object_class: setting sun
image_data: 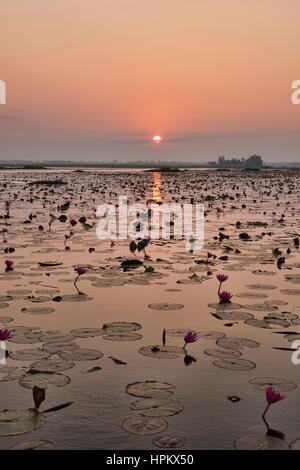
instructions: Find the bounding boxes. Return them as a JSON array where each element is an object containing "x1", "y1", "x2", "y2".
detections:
[{"x1": 153, "y1": 135, "x2": 162, "y2": 144}]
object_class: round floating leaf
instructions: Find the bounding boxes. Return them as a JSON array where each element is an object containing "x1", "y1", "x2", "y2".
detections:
[
  {"x1": 195, "y1": 331, "x2": 225, "y2": 340},
  {"x1": 102, "y1": 322, "x2": 142, "y2": 332},
  {"x1": 208, "y1": 302, "x2": 243, "y2": 311},
  {"x1": 10, "y1": 348, "x2": 51, "y2": 361},
  {"x1": 153, "y1": 434, "x2": 186, "y2": 448},
  {"x1": 139, "y1": 345, "x2": 184, "y2": 359},
  {"x1": 122, "y1": 416, "x2": 168, "y2": 435},
  {"x1": 265, "y1": 300, "x2": 288, "y2": 307},
  {"x1": 0, "y1": 410, "x2": 46, "y2": 437},
  {"x1": 204, "y1": 348, "x2": 241, "y2": 359},
  {"x1": 126, "y1": 381, "x2": 175, "y2": 399},
  {"x1": 248, "y1": 377, "x2": 297, "y2": 392},
  {"x1": 246, "y1": 284, "x2": 277, "y2": 291},
  {"x1": 289, "y1": 439, "x2": 300, "y2": 450},
  {"x1": 59, "y1": 348, "x2": 103, "y2": 361},
  {"x1": 9, "y1": 331, "x2": 43, "y2": 344},
  {"x1": 40, "y1": 331, "x2": 75, "y2": 343},
  {"x1": 212, "y1": 311, "x2": 254, "y2": 321},
  {"x1": 42, "y1": 342, "x2": 79, "y2": 353},
  {"x1": 213, "y1": 358, "x2": 256, "y2": 371},
  {"x1": 245, "y1": 318, "x2": 289, "y2": 329},
  {"x1": 8, "y1": 289, "x2": 32, "y2": 295},
  {"x1": 236, "y1": 293, "x2": 268, "y2": 299},
  {"x1": 234, "y1": 434, "x2": 289, "y2": 450},
  {"x1": 266, "y1": 312, "x2": 297, "y2": 321},
  {"x1": 103, "y1": 331, "x2": 143, "y2": 342},
  {"x1": 19, "y1": 372, "x2": 71, "y2": 389},
  {"x1": 166, "y1": 329, "x2": 197, "y2": 338},
  {"x1": 0, "y1": 366, "x2": 27, "y2": 382},
  {"x1": 21, "y1": 307, "x2": 55, "y2": 315},
  {"x1": 70, "y1": 328, "x2": 105, "y2": 338},
  {"x1": 216, "y1": 337, "x2": 260, "y2": 351},
  {"x1": 130, "y1": 398, "x2": 183, "y2": 417},
  {"x1": 30, "y1": 358, "x2": 75, "y2": 373},
  {"x1": 148, "y1": 303, "x2": 184, "y2": 311},
  {"x1": 280, "y1": 289, "x2": 300, "y2": 296},
  {"x1": 53, "y1": 294, "x2": 92, "y2": 302},
  {"x1": 0, "y1": 316, "x2": 13, "y2": 323},
  {"x1": 243, "y1": 303, "x2": 278, "y2": 312},
  {"x1": 9, "y1": 439, "x2": 56, "y2": 450}
]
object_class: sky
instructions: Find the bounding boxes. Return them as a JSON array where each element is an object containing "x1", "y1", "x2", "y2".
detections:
[{"x1": 1, "y1": 0, "x2": 300, "y2": 163}]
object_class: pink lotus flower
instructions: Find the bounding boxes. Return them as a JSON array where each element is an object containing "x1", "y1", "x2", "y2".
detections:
[
  {"x1": 75, "y1": 267, "x2": 86, "y2": 275},
  {"x1": 0, "y1": 329, "x2": 11, "y2": 341},
  {"x1": 217, "y1": 274, "x2": 228, "y2": 294},
  {"x1": 262, "y1": 386, "x2": 286, "y2": 424},
  {"x1": 207, "y1": 252, "x2": 213, "y2": 258},
  {"x1": 5, "y1": 259, "x2": 13, "y2": 271},
  {"x1": 69, "y1": 219, "x2": 77, "y2": 227},
  {"x1": 266, "y1": 387, "x2": 285, "y2": 405},
  {"x1": 217, "y1": 274, "x2": 228, "y2": 283},
  {"x1": 218, "y1": 290, "x2": 233, "y2": 303},
  {"x1": 183, "y1": 331, "x2": 198, "y2": 349}
]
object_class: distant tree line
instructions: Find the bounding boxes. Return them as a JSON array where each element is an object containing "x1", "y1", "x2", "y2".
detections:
[{"x1": 217, "y1": 155, "x2": 263, "y2": 169}]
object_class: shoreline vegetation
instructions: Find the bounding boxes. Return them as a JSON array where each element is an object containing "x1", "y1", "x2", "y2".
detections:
[{"x1": 0, "y1": 156, "x2": 299, "y2": 170}]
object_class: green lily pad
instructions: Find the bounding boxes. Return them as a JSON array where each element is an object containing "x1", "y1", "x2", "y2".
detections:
[
  {"x1": 122, "y1": 416, "x2": 168, "y2": 435},
  {"x1": 126, "y1": 381, "x2": 175, "y2": 399},
  {"x1": 0, "y1": 410, "x2": 46, "y2": 437}
]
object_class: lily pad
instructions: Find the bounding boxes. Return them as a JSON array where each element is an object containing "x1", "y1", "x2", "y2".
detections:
[
  {"x1": 30, "y1": 358, "x2": 75, "y2": 373},
  {"x1": 216, "y1": 337, "x2": 260, "y2": 351},
  {"x1": 122, "y1": 416, "x2": 168, "y2": 435},
  {"x1": 148, "y1": 303, "x2": 184, "y2": 311},
  {"x1": 70, "y1": 328, "x2": 105, "y2": 338},
  {"x1": 103, "y1": 331, "x2": 143, "y2": 341},
  {"x1": 130, "y1": 398, "x2": 184, "y2": 417},
  {"x1": 9, "y1": 439, "x2": 57, "y2": 450},
  {"x1": 19, "y1": 372, "x2": 71, "y2": 389},
  {"x1": 248, "y1": 377, "x2": 297, "y2": 392},
  {"x1": 10, "y1": 348, "x2": 51, "y2": 361},
  {"x1": 139, "y1": 345, "x2": 184, "y2": 359},
  {"x1": 234, "y1": 434, "x2": 289, "y2": 450},
  {"x1": 102, "y1": 322, "x2": 141, "y2": 332},
  {"x1": 126, "y1": 381, "x2": 175, "y2": 398},
  {"x1": 21, "y1": 307, "x2": 55, "y2": 315},
  {"x1": 0, "y1": 316, "x2": 13, "y2": 323},
  {"x1": 195, "y1": 331, "x2": 225, "y2": 340},
  {"x1": 204, "y1": 348, "x2": 241, "y2": 359},
  {"x1": 59, "y1": 348, "x2": 103, "y2": 361},
  {"x1": 213, "y1": 358, "x2": 256, "y2": 371},
  {"x1": 152, "y1": 434, "x2": 186, "y2": 448},
  {"x1": 0, "y1": 410, "x2": 46, "y2": 436}
]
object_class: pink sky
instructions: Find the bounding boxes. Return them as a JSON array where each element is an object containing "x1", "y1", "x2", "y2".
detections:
[{"x1": 1, "y1": 0, "x2": 300, "y2": 162}]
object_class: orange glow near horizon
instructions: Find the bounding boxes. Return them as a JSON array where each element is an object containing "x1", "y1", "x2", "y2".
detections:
[{"x1": 1, "y1": 1, "x2": 300, "y2": 162}]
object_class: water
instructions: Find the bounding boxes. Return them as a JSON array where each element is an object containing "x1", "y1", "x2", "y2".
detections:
[{"x1": 0, "y1": 167, "x2": 299, "y2": 449}]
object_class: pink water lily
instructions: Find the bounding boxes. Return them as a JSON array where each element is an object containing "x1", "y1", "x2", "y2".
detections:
[
  {"x1": 217, "y1": 273, "x2": 228, "y2": 294},
  {"x1": 5, "y1": 259, "x2": 13, "y2": 272},
  {"x1": 0, "y1": 329, "x2": 11, "y2": 341},
  {"x1": 218, "y1": 290, "x2": 233, "y2": 303},
  {"x1": 262, "y1": 387, "x2": 286, "y2": 426},
  {"x1": 74, "y1": 267, "x2": 86, "y2": 294},
  {"x1": 75, "y1": 267, "x2": 86, "y2": 275},
  {"x1": 266, "y1": 386, "x2": 286, "y2": 405},
  {"x1": 183, "y1": 331, "x2": 198, "y2": 349}
]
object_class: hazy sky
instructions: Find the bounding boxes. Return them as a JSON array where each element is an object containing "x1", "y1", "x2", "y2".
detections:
[{"x1": 1, "y1": 0, "x2": 300, "y2": 162}]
